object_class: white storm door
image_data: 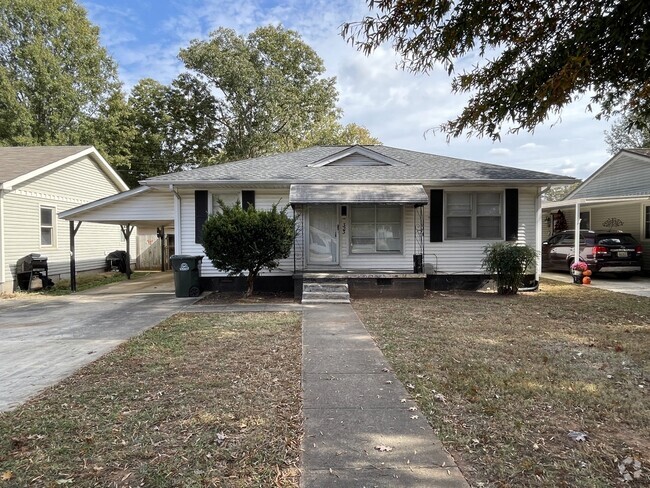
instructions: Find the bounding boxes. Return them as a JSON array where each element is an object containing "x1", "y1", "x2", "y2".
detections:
[{"x1": 308, "y1": 205, "x2": 339, "y2": 266}]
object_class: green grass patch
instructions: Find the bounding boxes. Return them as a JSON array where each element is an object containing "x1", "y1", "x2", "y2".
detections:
[
  {"x1": 0, "y1": 312, "x2": 302, "y2": 487},
  {"x1": 353, "y1": 280, "x2": 650, "y2": 487}
]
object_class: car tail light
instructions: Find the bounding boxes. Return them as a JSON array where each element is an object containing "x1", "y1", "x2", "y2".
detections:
[
  {"x1": 593, "y1": 245, "x2": 609, "y2": 255},
  {"x1": 635, "y1": 245, "x2": 643, "y2": 254}
]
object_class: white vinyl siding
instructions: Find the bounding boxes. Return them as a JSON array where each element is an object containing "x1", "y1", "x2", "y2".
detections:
[
  {"x1": 571, "y1": 152, "x2": 650, "y2": 199},
  {"x1": 182, "y1": 189, "x2": 295, "y2": 277},
  {"x1": 425, "y1": 187, "x2": 537, "y2": 274},
  {"x1": 179, "y1": 185, "x2": 541, "y2": 277},
  {"x1": 445, "y1": 191, "x2": 502, "y2": 240},
  {"x1": 1, "y1": 155, "x2": 131, "y2": 291}
]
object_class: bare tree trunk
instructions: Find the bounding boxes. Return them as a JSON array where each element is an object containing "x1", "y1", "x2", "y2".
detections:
[{"x1": 245, "y1": 273, "x2": 255, "y2": 298}]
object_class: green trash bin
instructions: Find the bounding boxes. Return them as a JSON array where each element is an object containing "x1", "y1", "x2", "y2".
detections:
[{"x1": 170, "y1": 255, "x2": 203, "y2": 297}]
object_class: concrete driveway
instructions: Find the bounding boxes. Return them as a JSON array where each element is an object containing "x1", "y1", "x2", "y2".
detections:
[
  {"x1": 542, "y1": 272, "x2": 650, "y2": 297},
  {"x1": 0, "y1": 272, "x2": 197, "y2": 412}
]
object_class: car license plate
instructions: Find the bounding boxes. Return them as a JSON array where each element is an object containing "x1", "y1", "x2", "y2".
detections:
[{"x1": 617, "y1": 251, "x2": 628, "y2": 257}]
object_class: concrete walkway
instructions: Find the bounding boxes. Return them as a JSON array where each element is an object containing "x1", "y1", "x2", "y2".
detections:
[
  {"x1": 301, "y1": 304, "x2": 469, "y2": 487},
  {"x1": 0, "y1": 272, "x2": 197, "y2": 412}
]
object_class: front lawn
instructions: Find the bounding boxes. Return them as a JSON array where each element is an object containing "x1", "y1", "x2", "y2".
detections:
[
  {"x1": 0, "y1": 312, "x2": 302, "y2": 487},
  {"x1": 354, "y1": 280, "x2": 649, "y2": 487}
]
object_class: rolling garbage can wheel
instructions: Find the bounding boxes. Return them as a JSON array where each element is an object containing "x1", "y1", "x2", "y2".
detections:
[{"x1": 188, "y1": 286, "x2": 200, "y2": 297}]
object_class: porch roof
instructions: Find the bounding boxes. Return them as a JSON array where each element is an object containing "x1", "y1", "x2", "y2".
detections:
[{"x1": 289, "y1": 184, "x2": 429, "y2": 206}]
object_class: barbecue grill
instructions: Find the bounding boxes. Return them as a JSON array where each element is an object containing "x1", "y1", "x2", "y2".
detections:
[{"x1": 16, "y1": 253, "x2": 53, "y2": 291}]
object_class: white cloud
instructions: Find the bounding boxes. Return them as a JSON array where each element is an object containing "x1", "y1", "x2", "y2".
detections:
[{"x1": 79, "y1": 0, "x2": 615, "y2": 181}]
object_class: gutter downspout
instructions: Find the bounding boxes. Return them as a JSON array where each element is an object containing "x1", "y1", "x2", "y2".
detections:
[
  {"x1": 170, "y1": 185, "x2": 182, "y2": 255},
  {"x1": 0, "y1": 189, "x2": 6, "y2": 286},
  {"x1": 535, "y1": 186, "x2": 545, "y2": 284}
]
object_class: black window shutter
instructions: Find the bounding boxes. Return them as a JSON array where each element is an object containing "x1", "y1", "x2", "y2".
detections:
[
  {"x1": 195, "y1": 190, "x2": 208, "y2": 244},
  {"x1": 505, "y1": 188, "x2": 519, "y2": 241},
  {"x1": 430, "y1": 189, "x2": 443, "y2": 242},
  {"x1": 242, "y1": 190, "x2": 255, "y2": 210}
]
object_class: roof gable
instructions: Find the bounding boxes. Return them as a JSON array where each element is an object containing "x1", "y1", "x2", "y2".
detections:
[
  {"x1": 565, "y1": 149, "x2": 650, "y2": 200},
  {"x1": 0, "y1": 146, "x2": 128, "y2": 191},
  {"x1": 307, "y1": 145, "x2": 405, "y2": 167}
]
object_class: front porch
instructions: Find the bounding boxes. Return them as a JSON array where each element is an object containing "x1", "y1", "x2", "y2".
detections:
[{"x1": 294, "y1": 269, "x2": 426, "y2": 301}]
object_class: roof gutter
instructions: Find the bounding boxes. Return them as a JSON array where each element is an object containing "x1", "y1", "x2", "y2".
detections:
[{"x1": 144, "y1": 178, "x2": 576, "y2": 188}]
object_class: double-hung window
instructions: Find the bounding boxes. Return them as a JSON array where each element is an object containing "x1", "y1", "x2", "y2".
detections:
[
  {"x1": 350, "y1": 205, "x2": 402, "y2": 253},
  {"x1": 446, "y1": 192, "x2": 502, "y2": 239},
  {"x1": 645, "y1": 206, "x2": 650, "y2": 239},
  {"x1": 40, "y1": 206, "x2": 55, "y2": 247}
]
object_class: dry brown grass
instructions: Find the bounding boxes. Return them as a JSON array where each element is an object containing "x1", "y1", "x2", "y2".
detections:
[
  {"x1": 353, "y1": 280, "x2": 650, "y2": 487},
  {"x1": 0, "y1": 312, "x2": 302, "y2": 487}
]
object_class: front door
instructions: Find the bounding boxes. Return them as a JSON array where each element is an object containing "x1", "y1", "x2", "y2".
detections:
[{"x1": 308, "y1": 205, "x2": 339, "y2": 266}]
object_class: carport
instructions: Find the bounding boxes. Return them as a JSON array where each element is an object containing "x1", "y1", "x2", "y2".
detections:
[{"x1": 59, "y1": 186, "x2": 175, "y2": 291}]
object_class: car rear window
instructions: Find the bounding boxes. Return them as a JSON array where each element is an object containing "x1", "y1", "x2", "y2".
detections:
[{"x1": 596, "y1": 235, "x2": 638, "y2": 246}]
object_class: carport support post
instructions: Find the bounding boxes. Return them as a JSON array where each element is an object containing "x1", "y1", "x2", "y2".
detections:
[
  {"x1": 120, "y1": 224, "x2": 134, "y2": 280},
  {"x1": 574, "y1": 202, "x2": 581, "y2": 264},
  {"x1": 69, "y1": 220, "x2": 82, "y2": 292}
]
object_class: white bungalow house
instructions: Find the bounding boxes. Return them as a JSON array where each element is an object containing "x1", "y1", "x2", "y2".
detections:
[
  {"x1": 0, "y1": 146, "x2": 132, "y2": 292},
  {"x1": 60, "y1": 145, "x2": 573, "y2": 297},
  {"x1": 542, "y1": 148, "x2": 650, "y2": 272}
]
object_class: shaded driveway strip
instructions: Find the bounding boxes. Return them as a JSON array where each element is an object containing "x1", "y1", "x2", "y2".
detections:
[
  {"x1": 542, "y1": 272, "x2": 650, "y2": 297},
  {"x1": 0, "y1": 272, "x2": 197, "y2": 412}
]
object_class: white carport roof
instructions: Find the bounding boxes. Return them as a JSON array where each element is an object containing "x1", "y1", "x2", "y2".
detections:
[
  {"x1": 542, "y1": 195, "x2": 650, "y2": 210},
  {"x1": 58, "y1": 186, "x2": 174, "y2": 227}
]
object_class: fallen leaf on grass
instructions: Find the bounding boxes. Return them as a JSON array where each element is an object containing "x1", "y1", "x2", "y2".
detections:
[
  {"x1": 2, "y1": 471, "x2": 14, "y2": 481},
  {"x1": 375, "y1": 445, "x2": 393, "y2": 452},
  {"x1": 433, "y1": 393, "x2": 447, "y2": 404},
  {"x1": 567, "y1": 430, "x2": 588, "y2": 442}
]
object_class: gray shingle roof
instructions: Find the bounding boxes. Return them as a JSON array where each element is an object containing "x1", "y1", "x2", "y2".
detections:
[
  {"x1": 0, "y1": 146, "x2": 93, "y2": 185},
  {"x1": 144, "y1": 145, "x2": 575, "y2": 186}
]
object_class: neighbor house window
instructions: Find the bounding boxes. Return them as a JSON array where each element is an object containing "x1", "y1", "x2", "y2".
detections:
[
  {"x1": 580, "y1": 211, "x2": 590, "y2": 230},
  {"x1": 40, "y1": 206, "x2": 55, "y2": 247},
  {"x1": 446, "y1": 192, "x2": 502, "y2": 239},
  {"x1": 350, "y1": 205, "x2": 402, "y2": 253},
  {"x1": 645, "y1": 207, "x2": 650, "y2": 239}
]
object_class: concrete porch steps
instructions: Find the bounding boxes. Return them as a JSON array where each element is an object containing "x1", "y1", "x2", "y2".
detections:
[{"x1": 301, "y1": 280, "x2": 350, "y2": 304}]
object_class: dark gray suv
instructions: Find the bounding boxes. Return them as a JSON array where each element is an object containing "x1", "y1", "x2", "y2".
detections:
[{"x1": 542, "y1": 230, "x2": 643, "y2": 276}]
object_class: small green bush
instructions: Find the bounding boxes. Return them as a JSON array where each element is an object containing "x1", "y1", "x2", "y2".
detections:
[
  {"x1": 202, "y1": 200, "x2": 295, "y2": 297},
  {"x1": 482, "y1": 242, "x2": 537, "y2": 295}
]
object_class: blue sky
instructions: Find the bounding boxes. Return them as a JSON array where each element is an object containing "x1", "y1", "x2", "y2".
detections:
[{"x1": 80, "y1": 0, "x2": 613, "y2": 180}]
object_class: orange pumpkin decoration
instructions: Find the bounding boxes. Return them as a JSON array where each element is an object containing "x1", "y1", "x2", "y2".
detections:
[
  {"x1": 582, "y1": 269, "x2": 592, "y2": 277},
  {"x1": 582, "y1": 276, "x2": 592, "y2": 285}
]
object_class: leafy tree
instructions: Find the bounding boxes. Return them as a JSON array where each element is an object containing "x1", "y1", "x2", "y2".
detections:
[
  {"x1": 179, "y1": 25, "x2": 340, "y2": 161},
  {"x1": 124, "y1": 75, "x2": 221, "y2": 187},
  {"x1": 542, "y1": 183, "x2": 581, "y2": 202},
  {"x1": 301, "y1": 114, "x2": 381, "y2": 147},
  {"x1": 605, "y1": 114, "x2": 650, "y2": 154},
  {"x1": 482, "y1": 243, "x2": 537, "y2": 295},
  {"x1": 202, "y1": 201, "x2": 295, "y2": 297},
  {"x1": 343, "y1": 1, "x2": 650, "y2": 140},
  {"x1": 0, "y1": 0, "x2": 120, "y2": 145},
  {"x1": 80, "y1": 89, "x2": 135, "y2": 173}
]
